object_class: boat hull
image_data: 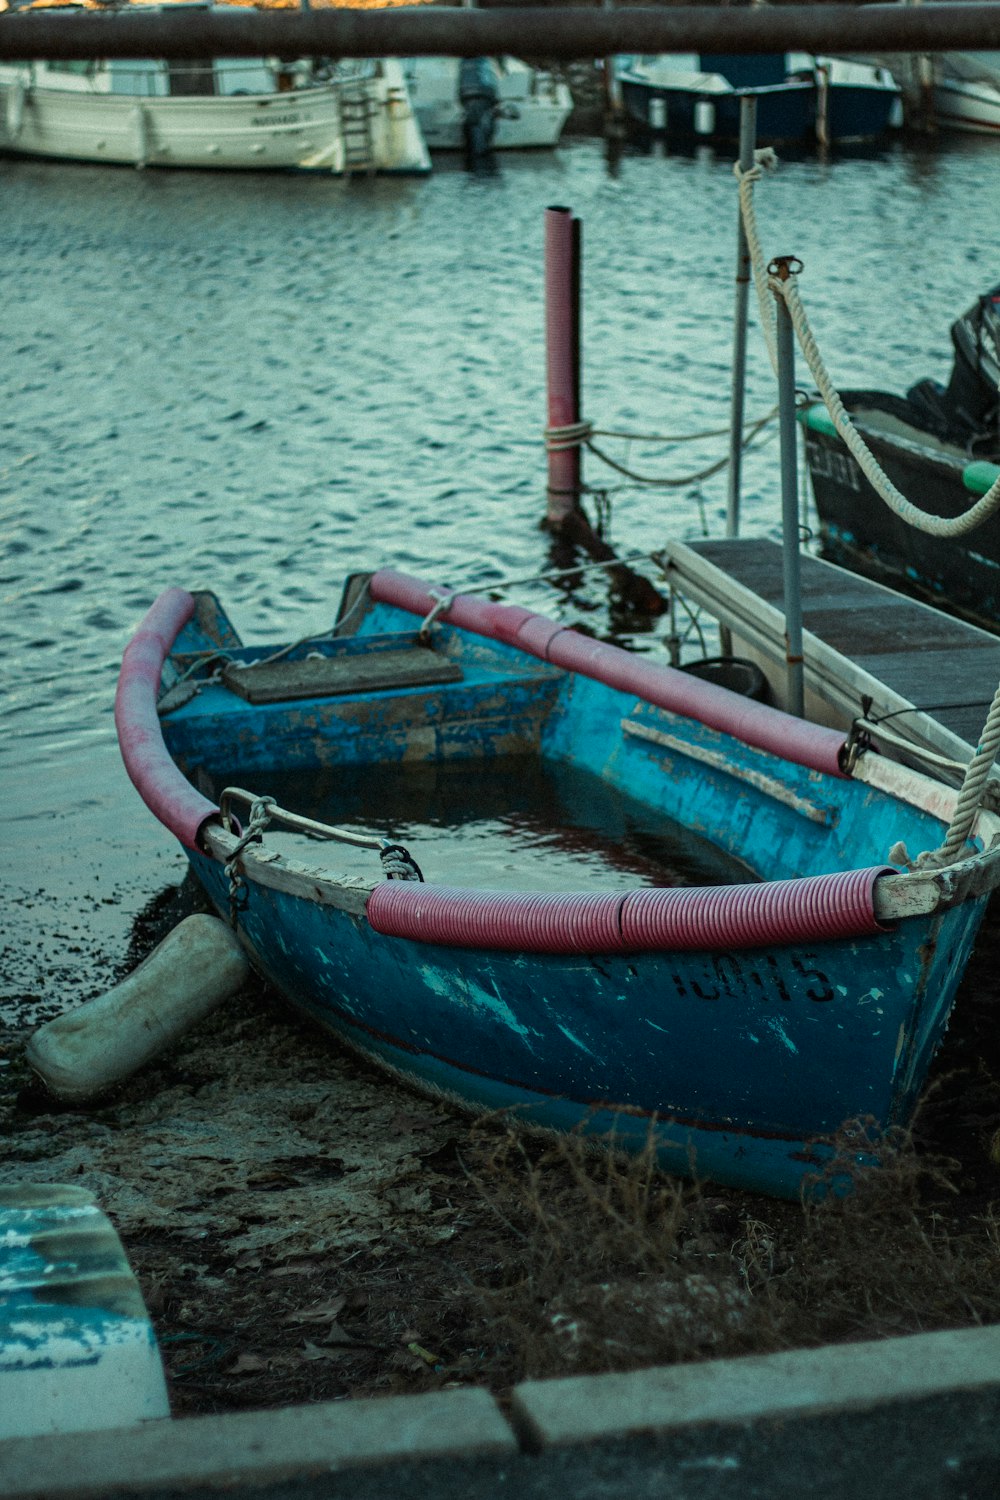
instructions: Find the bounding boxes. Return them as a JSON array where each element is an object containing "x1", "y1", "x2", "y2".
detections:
[
  {"x1": 822, "y1": 80, "x2": 902, "y2": 143},
  {"x1": 933, "y1": 77, "x2": 1000, "y2": 133},
  {"x1": 619, "y1": 74, "x2": 815, "y2": 145},
  {"x1": 0, "y1": 63, "x2": 430, "y2": 173},
  {"x1": 619, "y1": 53, "x2": 899, "y2": 146},
  {"x1": 802, "y1": 402, "x2": 1000, "y2": 629},
  {"x1": 188, "y1": 846, "x2": 987, "y2": 1200},
  {"x1": 404, "y1": 57, "x2": 572, "y2": 151}
]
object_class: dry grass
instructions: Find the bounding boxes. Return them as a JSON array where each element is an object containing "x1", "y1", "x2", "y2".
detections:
[{"x1": 455, "y1": 1101, "x2": 1000, "y2": 1388}]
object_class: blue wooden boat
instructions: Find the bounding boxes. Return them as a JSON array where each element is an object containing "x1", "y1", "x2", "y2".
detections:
[{"x1": 116, "y1": 570, "x2": 1000, "y2": 1199}]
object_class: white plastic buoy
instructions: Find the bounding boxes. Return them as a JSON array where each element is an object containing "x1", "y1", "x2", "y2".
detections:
[
  {"x1": 26, "y1": 913, "x2": 250, "y2": 1101},
  {"x1": 694, "y1": 99, "x2": 716, "y2": 136}
]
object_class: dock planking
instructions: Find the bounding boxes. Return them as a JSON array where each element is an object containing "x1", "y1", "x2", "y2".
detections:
[{"x1": 687, "y1": 538, "x2": 1000, "y2": 751}]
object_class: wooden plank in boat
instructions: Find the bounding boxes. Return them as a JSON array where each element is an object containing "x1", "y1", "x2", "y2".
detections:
[{"x1": 222, "y1": 648, "x2": 463, "y2": 704}]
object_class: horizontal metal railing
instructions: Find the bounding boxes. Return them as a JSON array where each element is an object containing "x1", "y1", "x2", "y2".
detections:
[{"x1": 1, "y1": 5, "x2": 999, "y2": 63}]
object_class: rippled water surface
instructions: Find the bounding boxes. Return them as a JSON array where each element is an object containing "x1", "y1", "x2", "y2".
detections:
[{"x1": 3, "y1": 134, "x2": 999, "y2": 1014}]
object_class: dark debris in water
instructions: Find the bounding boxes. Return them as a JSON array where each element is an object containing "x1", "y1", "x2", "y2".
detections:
[{"x1": 1, "y1": 878, "x2": 999, "y2": 1415}]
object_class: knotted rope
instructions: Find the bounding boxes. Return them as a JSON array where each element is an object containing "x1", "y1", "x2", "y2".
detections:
[
  {"x1": 543, "y1": 409, "x2": 778, "y2": 489},
  {"x1": 224, "y1": 795, "x2": 275, "y2": 925},
  {"x1": 379, "y1": 843, "x2": 424, "y2": 882}
]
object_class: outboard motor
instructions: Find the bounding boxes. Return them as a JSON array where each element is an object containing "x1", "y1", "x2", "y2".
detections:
[
  {"x1": 906, "y1": 284, "x2": 1000, "y2": 452},
  {"x1": 459, "y1": 56, "x2": 500, "y2": 166}
]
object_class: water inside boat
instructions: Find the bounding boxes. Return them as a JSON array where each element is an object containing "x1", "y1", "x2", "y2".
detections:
[{"x1": 203, "y1": 755, "x2": 759, "y2": 893}]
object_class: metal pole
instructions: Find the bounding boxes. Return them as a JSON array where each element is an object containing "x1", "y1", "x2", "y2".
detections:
[
  {"x1": 3, "y1": 7, "x2": 1000, "y2": 64},
  {"x1": 725, "y1": 94, "x2": 756, "y2": 542},
  {"x1": 771, "y1": 257, "x2": 805, "y2": 719}
]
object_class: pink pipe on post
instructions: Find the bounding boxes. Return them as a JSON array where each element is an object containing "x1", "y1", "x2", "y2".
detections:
[
  {"x1": 115, "y1": 588, "x2": 220, "y2": 851},
  {"x1": 368, "y1": 569, "x2": 849, "y2": 779},
  {"x1": 545, "y1": 205, "x2": 581, "y2": 526}
]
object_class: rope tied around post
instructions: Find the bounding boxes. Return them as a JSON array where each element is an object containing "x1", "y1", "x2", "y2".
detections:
[
  {"x1": 544, "y1": 420, "x2": 594, "y2": 452},
  {"x1": 542, "y1": 411, "x2": 778, "y2": 488}
]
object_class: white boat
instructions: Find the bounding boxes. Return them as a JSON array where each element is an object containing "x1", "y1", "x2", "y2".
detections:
[
  {"x1": 933, "y1": 51, "x2": 1000, "y2": 134},
  {"x1": 403, "y1": 56, "x2": 573, "y2": 151},
  {"x1": 0, "y1": 5, "x2": 431, "y2": 174}
]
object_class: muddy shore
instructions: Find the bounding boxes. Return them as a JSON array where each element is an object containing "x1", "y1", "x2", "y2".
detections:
[{"x1": 3, "y1": 871, "x2": 1000, "y2": 1419}]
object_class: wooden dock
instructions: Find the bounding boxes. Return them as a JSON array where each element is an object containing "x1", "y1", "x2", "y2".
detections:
[{"x1": 658, "y1": 537, "x2": 1000, "y2": 778}]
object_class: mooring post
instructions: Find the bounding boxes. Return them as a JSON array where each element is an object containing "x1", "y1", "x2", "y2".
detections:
[
  {"x1": 771, "y1": 256, "x2": 805, "y2": 719},
  {"x1": 544, "y1": 204, "x2": 582, "y2": 526},
  {"x1": 726, "y1": 94, "x2": 757, "y2": 542}
]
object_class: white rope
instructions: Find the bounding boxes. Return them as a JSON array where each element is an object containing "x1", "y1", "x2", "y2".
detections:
[
  {"x1": 735, "y1": 155, "x2": 1000, "y2": 865},
  {"x1": 778, "y1": 275, "x2": 1000, "y2": 539},
  {"x1": 734, "y1": 150, "x2": 781, "y2": 376},
  {"x1": 894, "y1": 685, "x2": 1000, "y2": 869},
  {"x1": 545, "y1": 421, "x2": 594, "y2": 452},
  {"x1": 543, "y1": 407, "x2": 778, "y2": 488},
  {"x1": 736, "y1": 155, "x2": 1000, "y2": 540}
]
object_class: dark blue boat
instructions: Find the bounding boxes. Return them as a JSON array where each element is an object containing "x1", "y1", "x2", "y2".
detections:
[
  {"x1": 802, "y1": 285, "x2": 1000, "y2": 629},
  {"x1": 617, "y1": 52, "x2": 899, "y2": 146},
  {"x1": 116, "y1": 571, "x2": 1000, "y2": 1200}
]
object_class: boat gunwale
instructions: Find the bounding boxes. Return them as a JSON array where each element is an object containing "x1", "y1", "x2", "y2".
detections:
[
  {"x1": 801, "y1": 397, "x2": 999, "y2": 476},
  {"x1": 115, "y1": 585, "x2": 1000, "y2": 952}
]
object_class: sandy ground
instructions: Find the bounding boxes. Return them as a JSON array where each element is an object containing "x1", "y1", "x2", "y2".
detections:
[{"x1": 3, "y1": 874, "x2": 1000, "y2": 1418}]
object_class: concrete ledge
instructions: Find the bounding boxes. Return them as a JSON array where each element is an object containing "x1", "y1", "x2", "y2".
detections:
[
  {"x1": 510, "y1": 1324, "x2": 1000, "y2": 1449},
  {"x1": 4, "y1": 1325, "x2": 1000, "y2": 1498},
  {"x1": 0, "y1": 1386, "x2": 517, "y2": 1499}
]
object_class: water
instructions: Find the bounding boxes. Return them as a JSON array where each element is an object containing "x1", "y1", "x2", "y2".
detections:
[
  {"x1": 2, "y1": 133, "x2": 998, "y2": 1017},
  {"x1": 202, "y1": 757, "x2": 757, "y2": 892}
]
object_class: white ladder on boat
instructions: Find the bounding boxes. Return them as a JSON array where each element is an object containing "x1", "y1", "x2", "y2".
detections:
[{"x1": 339, "y1": 88, "x2": 376, "y2": 173}]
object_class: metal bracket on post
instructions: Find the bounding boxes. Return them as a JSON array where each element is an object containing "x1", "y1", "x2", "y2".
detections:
[{"x1": 769, "y1": 254, "x2": 805, "y2": 719}]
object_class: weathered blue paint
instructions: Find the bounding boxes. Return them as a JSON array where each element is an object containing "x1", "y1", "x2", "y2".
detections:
[
  {"x1": 0, "y1": 1186, "x2": 169, "y2": 1436},
  {"x1": 187, "y1": 847, "x2": 985, "y2": 1200},
  {"x1": 160, "y1": 594, "x2": 990, "y2": 1200}
]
